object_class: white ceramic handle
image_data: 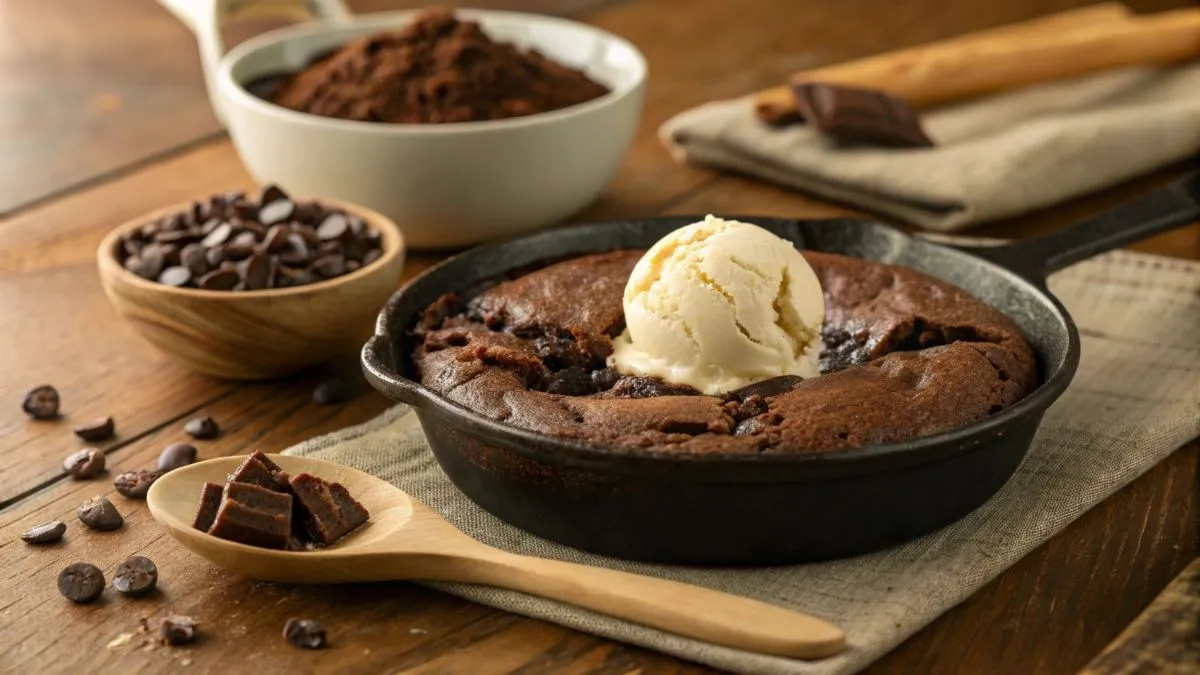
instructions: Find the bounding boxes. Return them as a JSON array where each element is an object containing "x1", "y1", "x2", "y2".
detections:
[{"x1": 156, "y1": 0, "x2": 352, "y2": 125}]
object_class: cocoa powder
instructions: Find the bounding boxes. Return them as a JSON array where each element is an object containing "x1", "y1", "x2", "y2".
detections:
[{"x1": 270, "y1": 8, "x2": 611, "y2": 124}]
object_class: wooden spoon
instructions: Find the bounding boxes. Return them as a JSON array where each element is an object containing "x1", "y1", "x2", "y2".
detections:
[{"x1": 147, "y1": 454, "x2": 846, "y2": 660}]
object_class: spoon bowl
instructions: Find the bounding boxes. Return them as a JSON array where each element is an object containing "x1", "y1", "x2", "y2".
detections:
[{"x1": 148, "y1": 453, "x2": 847, "y2": 659}]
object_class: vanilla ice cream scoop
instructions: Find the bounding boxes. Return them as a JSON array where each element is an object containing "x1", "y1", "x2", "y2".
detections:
[{"x1": 610, "y1": 216, "x2": 825, "y2": 395}]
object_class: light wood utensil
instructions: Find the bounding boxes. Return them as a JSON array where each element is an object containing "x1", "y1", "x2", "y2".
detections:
[
  {"x1": 96, "y1": 197, "x2": 405, "y2": 380},
  {"x1": 754, "y1": 4, "x2": 1200, "y2": 124},
  {"x1": 147, "y1": 454, "x2": 847, "y2": 660}
]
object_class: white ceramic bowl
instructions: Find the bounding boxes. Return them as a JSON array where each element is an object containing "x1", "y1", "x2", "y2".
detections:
[{"x1": 159, "y1": 0, "x2": 647, "y2": 249}]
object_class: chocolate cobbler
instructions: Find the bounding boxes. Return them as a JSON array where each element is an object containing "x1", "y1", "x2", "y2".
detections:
[{"x1": 411, "y1": 250, "x2": 1037, "y2": 453}]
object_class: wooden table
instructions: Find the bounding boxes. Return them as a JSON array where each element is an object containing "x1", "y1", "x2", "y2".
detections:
[{"x1": 1, "y1": 1, "x2": 1196, "y2": 673}]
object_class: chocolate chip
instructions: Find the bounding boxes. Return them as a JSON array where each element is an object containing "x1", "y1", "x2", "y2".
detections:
[
  {"x1": 157, "y1": 443, "x2": 197, "y2": 472},
  {"x1": 205, "y1": 245, "x2": 226, "y2": 267},
  {"x1": 121, "y1": 236, "x2": 145, "y2": 259},
  {"x1": 160, "y1": 616, "x2": 198, "y2": 646},
  {"x1": 64, "y1": 448, "x2": 106, "y2": 479},
  {"x1": 184, "y1": 416, "x2": 220, "y2": 439},
  {"x1": 132, "y1": 246, "x2": 166, "y2": 280},
  {"x1": 114, "y1": 469, "x2": 163, "y2": 499},
  {"x1": 315, "y1": 214, "x2": 349, "y2": 241},
  {"x1": 158, "y1": 266, "x2": 192, "y2": 287},
  {"x1": 58, "y1": 562, "x2": 105, "y2": 603},
  {"x1": 258, "y1": 199, "x2": 295, "y2": 226},
  {"x1": 283, "y1": 618, "x2": 327, "y2": 649},
  {"x1": 312, "y1": 377, "x2": 350, "y2": 405},
  {"x1": 262, "y1": 224, "x2": 290, "y2": 252},
  {"x1": 72, "y1": 416, "x2": 115, "y2": 442},
  {"x1": 181, "y1": 244, "x2": 210, "y2": 277},
  {"x1": 361, "y1": 248, "x2": 383, "y2": 267},
  {"x1": 223, "y1": 240, "x2": 256, "y2": 261},
  {"x1": 238, "y1": 219, "x2": 267, "y2": 238},
  {"x1": 345, "y1": 260, "x2": 361, "y2": 273},
  {"x1": 21, "y1": 520, "x2": 66, "y2": 544},
  {"x1": 22, "y1": 385, "x2": 60, "y2": 420},
  {"x1": 113, "y1": 555, "x2": 158, "y2": 597},
  {"x1": 590, "y1": 368, "x2": 620, "y2": 391},
  {"x1": 197, "y1": 268, "x2": 240, "y2": 290},
  {"x1": 312, "y1": 254, "x2": 346, "y2": 278},
  {"x1": 292, "y1": 223, "x2": 322, "y2": 248},
  {"x1": 242, "y1": 253, "x2": 274, "y2": 290},
  {"x1": 277, "y1": 234, "x2": 310, "y2": 266},
  {"x1": 546, "y1": 367, "x2": 594, "y2": 395},
  {"x1": 77, "y1": 495, "x2": 123, "y2": 531},
  {"x1": 260, "y1": 184, "x2": 288, "y2": 205},
  {"x1": 231, "y1": 199, "x2": 258, "y2": 220},
  {"x1": 727, "y1": 375, "x2": 805, "y2": 401}
]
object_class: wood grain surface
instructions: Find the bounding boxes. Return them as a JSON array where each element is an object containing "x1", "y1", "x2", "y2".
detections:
[{"x1": 0, "y1": 0, "x2": 1197, "y2": 673}]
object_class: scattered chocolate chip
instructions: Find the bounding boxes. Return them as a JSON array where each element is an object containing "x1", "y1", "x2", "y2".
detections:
[
  {"x1": 184, "y1": 416, "x2": 220, "y2": 439},
  {"x1": 22, "y1": 385, "x2": 60, "y2": 420},
  {"x1": 160, "y1": 616, "x2": 198, "y2": 646},
  {"x1": 157, "y1": 443, "x2": 198, "y2": 472},
  {"x1": 77, "y1": 495, "x2": 124, "y2": 531},
  {"x1": 21, "y1": 520, "x2": 66, "y2": 544},
  {"x1": 64, "y1": 448, "x2": 106, "y2": 479},
  {"x1": 58, "y1": 562, "x2": 105, "y2": 603},
  {"x1": 113, "y1": 555, "x2": 158, "y2": 597},
  {"x1": 73, "y1": 416, "x2": 115, "y2": 442},
  {"x1": 283, "y1": 618, "x2": 327, "y2": 649},
  {"x1": 312, "y1": 377, "x2": 350, "y2": 405},
  {"x1": 114, "y1": 469, "x2": 163, "y2": 499}
]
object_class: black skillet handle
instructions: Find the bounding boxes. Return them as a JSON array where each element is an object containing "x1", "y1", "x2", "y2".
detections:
[{"x1": 954, "y1": 172, "x2": 1200, "y2": 282}]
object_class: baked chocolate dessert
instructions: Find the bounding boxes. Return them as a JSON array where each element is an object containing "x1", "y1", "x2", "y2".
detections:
[{"x1": 411, "y1": 250, "x2": 1037, "y2": 453}]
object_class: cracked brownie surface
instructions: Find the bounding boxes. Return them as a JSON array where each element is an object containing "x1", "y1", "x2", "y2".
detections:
[{"x1": 410, "y1": 250, "x2": 1037, "y2": 454}]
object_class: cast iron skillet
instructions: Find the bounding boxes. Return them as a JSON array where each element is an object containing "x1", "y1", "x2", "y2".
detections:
[{"x1": 363, "y1": 173, "x2": 1199, "y2": 566}]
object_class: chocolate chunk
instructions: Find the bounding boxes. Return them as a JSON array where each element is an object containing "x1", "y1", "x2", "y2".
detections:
[
  {"x1": 158, "y1": 266, "x2": 192, "y2": 287},
  {"x1": 590, "y1": 368, "x2": 621, "y2": 391},
  {"x1": 22, "y1": 520, "x2": 66, "y2": 544},
  {"x1": 157, "y1": 443, "x2": 197, "y2": 472},
  {"x1": 192, "y1": 482, "x2": 224, "y2": 531},
  {"x1": 160, "y1": 616, "x2": 198, "y2": 646},
  {"x1": 288, "y1": 472, "x2": 369, "y2": 546},
  {"x1": 58, "y1": 562, "x2": 105, "y2": 603},
  {"x1": 601, "y1": 377, "x2": 701, "y2": 399},
  {"x1": 22, "y1": 385, "x2": 60, "y2": 420},
  {"x1": 791, "y1": 83, "x2": 934, "y2": 148},
  {"x1": 227, "y1": 451, "x2": 288, "y2": 490},
  {"x1": 76, "y1": 495, "x2": 124, "y2": 531},
  {"x1": 283, "y1": 618, "x2": 327, "y2": 649},
  {"x1": 113, "y1": 555, "x2": 158, "y2": 597},
  {"x1": 207, "y1": 481, "x2": 293, "y2": 549},
  {"x1": 63, "y1": 448, "x2": 106, "y2": 479},
  {"x1": 114, "y1": 469, "x2": 163, "y2": 499},
  {"x1": 197, "y1": 268, "x2": 240, "y2": 290},
  {"x1": 73, "y1": 416, "x2": 115, "y2": 441},
  {"x1": 546, "y1": 367, "x2": 594, "y2": 395},
  {"x1": 184, "y1": 416, "x2": 220, "y2": 439},
  {"x1": 727, "y1": 375, "x2": 805, "y2": 401}
]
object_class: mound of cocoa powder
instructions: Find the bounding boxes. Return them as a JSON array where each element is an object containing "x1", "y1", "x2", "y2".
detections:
[{"x1": 270, "y1": 7, "x2": 611, "y2": 124}]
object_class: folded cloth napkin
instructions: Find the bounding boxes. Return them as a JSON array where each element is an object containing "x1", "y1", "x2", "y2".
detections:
[
  {"x1": 285, "y1": 250, "x2": 1200, "y2": 675},
  {"x1": 660, "y1": 63, "x2": 1200, "y2": 231}
]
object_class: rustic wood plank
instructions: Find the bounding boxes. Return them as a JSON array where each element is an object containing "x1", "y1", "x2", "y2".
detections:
[
  {"x1": 1079, "y1": 556, "x2": 1200, "y2": 675},
  {"x1": 865, "y1": 443, "x2": 1200, "y2": 675},
  {"x1": 0, "y1": 0, "x2": 620, "y2": 216}
]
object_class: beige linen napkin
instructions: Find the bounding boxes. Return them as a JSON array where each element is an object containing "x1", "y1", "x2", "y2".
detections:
[
  {"x1": 284, "y1": 251, "x2": 1200, "y2": 675},
  {"x1": 659, "y1": 64, "x2": 1200, "y2": 231}
]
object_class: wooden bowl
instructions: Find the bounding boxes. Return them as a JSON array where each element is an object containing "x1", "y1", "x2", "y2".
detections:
[{"x1": 96, "y1": 198, "x2": 406, "y2": 380}]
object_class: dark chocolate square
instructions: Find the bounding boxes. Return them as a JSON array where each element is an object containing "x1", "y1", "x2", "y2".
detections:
[
  {"x1": 227, "y1": 451, "x2": 290, "y2": 492},
  {"x1": 791, "y1": 82, "x2": 934, "y2": 149}
]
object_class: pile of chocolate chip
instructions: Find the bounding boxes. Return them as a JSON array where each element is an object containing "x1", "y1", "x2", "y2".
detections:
[{"x1": 116, "y1": 185, "x2": 383, "y2": 291}]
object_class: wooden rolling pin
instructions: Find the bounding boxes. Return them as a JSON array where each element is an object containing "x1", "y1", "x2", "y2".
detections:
[{"x1": 755, "y1": 5, "x2": 1200, "y2": 124}]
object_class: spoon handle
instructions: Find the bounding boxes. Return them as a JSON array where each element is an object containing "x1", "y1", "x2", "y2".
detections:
[{"x1": 429, "y1": 549, "x2": 845, "y2": 659}]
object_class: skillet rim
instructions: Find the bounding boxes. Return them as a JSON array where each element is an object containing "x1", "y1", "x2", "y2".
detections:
[{"x1": 362, "y1": 215, "x2": 1082, "y2": 468}]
